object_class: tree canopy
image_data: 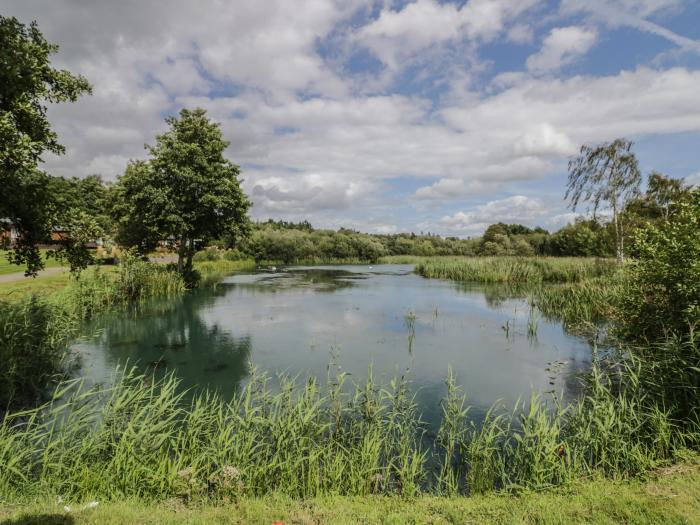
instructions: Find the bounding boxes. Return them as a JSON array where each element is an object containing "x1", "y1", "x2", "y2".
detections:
[
  {"x1": 0, "y1": 15, "x2": 92, "y2": 275},
  {"x1": 112, "y1": 108, "x2": 251, "y2": 278},
  {"x1": 566, "y1": 138, "x2": 641, "y2": 262}
]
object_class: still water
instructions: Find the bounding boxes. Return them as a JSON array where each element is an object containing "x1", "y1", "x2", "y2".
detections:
[{"x1": 74, "y1": 265, "x2": 593, "y2": 418}]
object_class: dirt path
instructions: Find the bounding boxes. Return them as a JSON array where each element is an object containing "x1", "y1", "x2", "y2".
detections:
[{"x1": 0, "y1": 266, "x2": 68, "y2": 283}]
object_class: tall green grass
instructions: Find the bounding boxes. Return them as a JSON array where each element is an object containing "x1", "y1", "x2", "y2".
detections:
[
  {"x1": 527, "y1": 277, "x2": 621, "y2": 334},
  {"x1": 1, "y1": 355, "x2": 694, "y2": 502},
  {"x1": 0, "y1": 299, "x2": 78, "y2": 411},
  {"x1": 416, "y1": 257, "x2": 617, "y2": 284}
]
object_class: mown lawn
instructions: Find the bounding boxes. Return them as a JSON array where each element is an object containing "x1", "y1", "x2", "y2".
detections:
[
  {"x1": 1, "y1": 460, "x2": 698, "y2": 525},
  {"x1": 0, "y1": 271, "x2": 73, "y2": 301},
  {"x1": 0, "y1": 250, "x2": 66, "y2": 276}
]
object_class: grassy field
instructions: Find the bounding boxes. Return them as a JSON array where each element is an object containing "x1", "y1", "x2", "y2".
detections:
[
  {"x1": 1, "y1": 459, "x2": 698, "y2": 524},
  {"x1": 0, "y1": 259, "x2": 255, "y2": 302},
  {"x1": 0, "y1": 250, "x2": 67, "y2": 276},
  {"x1": 0, "y1": 271, "x2": 73, "y2": 301}
]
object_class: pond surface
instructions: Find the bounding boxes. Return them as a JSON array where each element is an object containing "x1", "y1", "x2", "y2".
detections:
[{"x1": 74, "y1": 265, "x2": 593, "y2": 420}]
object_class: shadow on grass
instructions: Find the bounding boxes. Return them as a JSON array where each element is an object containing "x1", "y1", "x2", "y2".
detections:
[{"x1": 0, "y1": 515, "x2": 74, "y2": 525}]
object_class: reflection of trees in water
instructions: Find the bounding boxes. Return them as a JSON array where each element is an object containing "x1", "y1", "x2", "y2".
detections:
[
  {"x1": 231, "y1": 269, "x2": 364, "y2": 294},
  {"x1": 92, "y1": 288, "x2": 251, "y2": 397}
]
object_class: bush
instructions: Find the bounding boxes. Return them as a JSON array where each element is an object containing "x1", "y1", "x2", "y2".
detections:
[
  {"x1": 616, "y1": 189, "x2": 700, "y2": 341},
  {"x1": 193, "y1": 247, "x2": 221, "y2": 262}
]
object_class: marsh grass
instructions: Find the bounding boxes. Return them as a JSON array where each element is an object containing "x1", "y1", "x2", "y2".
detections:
[
  {"x1": 416, "y1": 257, "x2": 617, "y2": 284},
  {"x1": 0, "y1": 299, "x2": 78, "y2": 411},
  {"x1": 527, "y1": 277, "x2": 620, "y2": 335},
  {"x1": 1, "y1": 352, "x2": 695, "y2": 503}
]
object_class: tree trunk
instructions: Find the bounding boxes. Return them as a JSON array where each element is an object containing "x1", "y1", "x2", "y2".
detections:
[
  {"x1": 185, "y1": 237, "x2": 195, "y2": 271},
  {"x1": 177, "y1": 234, "x2": 187, "y2": 273},
  {"x1": 613, "y1": 203, "x2": 624, "y2": 264}
]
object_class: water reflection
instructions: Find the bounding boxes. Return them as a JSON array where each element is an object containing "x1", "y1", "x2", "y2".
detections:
[
  {"x1": 75, "y1": 265, "x2": 594, "y2": 416},
  {"x1": 77, "y1": 288, "x2": 251, "y2": 395}
]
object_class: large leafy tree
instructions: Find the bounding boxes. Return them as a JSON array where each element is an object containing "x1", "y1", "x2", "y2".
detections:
[
  {"x1": 112, "y1": 108, "x2": 250, "y2": 275},
  {"x1": 0, "y1": 16, "x2": 92, "y2": 275},
  {"x1": 566, "y1": 138, "x2": 641, "y2": 263}
]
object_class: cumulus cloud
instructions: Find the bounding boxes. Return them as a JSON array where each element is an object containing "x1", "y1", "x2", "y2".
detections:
[
  {"x1": 356, "y1": 0, "x2": 541, "y2": 69},
  {"x1": 526, "y1": 26, "x2": 598, "y2": 73},
  {"x1": 435, "y1": 196, "x2": 552, "y2": 236},
  {"x1": 2, "y1": 0, "x2": 700, "y2": 235}
]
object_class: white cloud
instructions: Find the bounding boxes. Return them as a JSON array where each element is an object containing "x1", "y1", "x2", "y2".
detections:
[
  {"x1": 526, "y1": 26, "x2": 597, "y2": 73},
  {"x1": 436, "y1": 195, "x2": 553, "y2": 236},
  {"x1": 685, "y1": 172, "x2": 700, "y2": 186},
  {"x1": 356, "y1": 0, "x2": 541, "y2": 69},
  {"x1": 2, "y1": 0, "x2": 700, "y2": 235}
]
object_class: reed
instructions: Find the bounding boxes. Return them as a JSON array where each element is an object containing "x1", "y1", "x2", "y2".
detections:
[
  {"x1": 527, "y1": 277, "x2": 620, "y2": 335},
  {"x1": 1, "y1": 354, "x2": 695, "y2": 503},
  {"x1": 416, "y1": 257, "x2": 617, "y2": 284},
  {"x1": 0, "y1": 298, "x2": 78, "y2": 411}
]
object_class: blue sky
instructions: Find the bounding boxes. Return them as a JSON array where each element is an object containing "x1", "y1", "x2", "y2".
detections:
[{"x1": 6, "y1": 0, "x2": 700, "y2": 236}]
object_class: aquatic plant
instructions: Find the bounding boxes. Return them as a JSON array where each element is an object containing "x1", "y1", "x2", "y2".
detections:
[
  {"x1": 0, "y1": 353, "x2": 695, "y2": 502},
  {"x1": 404, "y1": 310, "x2": 417, "y2": 353},
  {"x1": 416, "y1": 257, "x2": 617, "y2": 284}
]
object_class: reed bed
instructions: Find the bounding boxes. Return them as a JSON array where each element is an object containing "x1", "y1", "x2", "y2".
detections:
[
  {"x1": 416, "y1": 257, "x2": 617, "y2": 284},
  {"x1": 527, "y1": 277, "x2": 621, "y2": 334},
  {"x1": 0, "y1": 357, "x2": 693, "y2": 503}
]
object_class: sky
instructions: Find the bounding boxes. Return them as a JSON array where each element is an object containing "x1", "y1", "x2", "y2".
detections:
[{"x1": 5, "y1": 0, "x2": 700, "y2": 236}]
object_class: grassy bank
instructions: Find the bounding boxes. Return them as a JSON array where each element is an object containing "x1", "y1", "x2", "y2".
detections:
[
  {"x1": 1, "y1": 356, "x2": 695, "y2": 502},
  {"x1": 416, "y1": 257, "x2": 617, "y2": 284},
  {"x1": 2, "y1": 459, "x2": 699, "y2": 524}
]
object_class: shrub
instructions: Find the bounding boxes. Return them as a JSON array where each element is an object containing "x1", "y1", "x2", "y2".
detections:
[{"x1": 616, "y1": 189, "x2": 700, "y2": 341}]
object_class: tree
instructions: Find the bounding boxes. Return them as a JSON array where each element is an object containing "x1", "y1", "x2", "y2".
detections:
[
  {"x1": 616, "y1": 189, "x2": 700, "y2": 341},
  {"x1": 0, "y1": 16, "x2": 92, "y2": 275},
  {"x1": 112, "y1": 108, "x2": 250, "y2": 277},
  {"x1": 645, "y1": 171, "x2": 691, "y2": 221},
  {"x1": 566, "y1": 139, "x2": 641, "y2": 263}
]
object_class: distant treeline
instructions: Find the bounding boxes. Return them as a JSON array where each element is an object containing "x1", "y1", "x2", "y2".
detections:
[
  {"x1": 207, "y1": 172, "x2": 689, "y2": 263},
  {"x1": 219, "y1": 220, "x2": 609, "y2": 263},
  {"x1": 8, "y1": 171, "x2": 691, "y2": 265}
]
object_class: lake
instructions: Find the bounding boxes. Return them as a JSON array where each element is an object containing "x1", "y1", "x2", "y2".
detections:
[{"x1": 74, "y1": 264, "x2": 593, "y2": 421}]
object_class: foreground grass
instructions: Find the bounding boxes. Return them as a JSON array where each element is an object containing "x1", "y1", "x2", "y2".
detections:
[{"x1": 1, "y1": 459, "x2": 698, "y2": 524}]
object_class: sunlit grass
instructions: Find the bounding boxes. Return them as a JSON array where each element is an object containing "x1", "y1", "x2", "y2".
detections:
[
  {"x1": 0, "y1": 249, "x2": 66, "y2": 276},
  {"x1": 1, "y1": 355, "x2": 695, "y2": 502},
  {"x1": 416, "y1": 257, "x2": 618, "y2": 284}
]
